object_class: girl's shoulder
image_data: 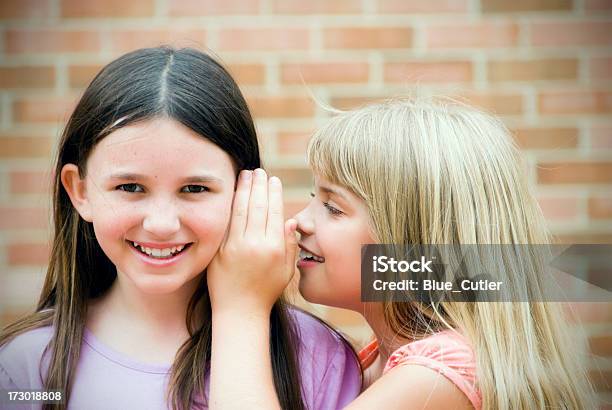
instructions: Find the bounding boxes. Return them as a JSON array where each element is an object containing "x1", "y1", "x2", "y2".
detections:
[
  {"x1": 287, "y1": 307, "x2": 361, "y2": 409},
  {"x1": 384, "y1": 330, "x2": 481, "y2": 410},
  {"x1": 0, "y1": 325, "x2": 54, "y2": 390},
  {"x1": 288, "y1": 307, "x2": 358, "y2": 364}
]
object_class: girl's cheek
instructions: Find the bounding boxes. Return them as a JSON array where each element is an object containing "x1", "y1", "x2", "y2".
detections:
[{"x1": 189, "y1": 199, "x2": 232, "y2": 229}]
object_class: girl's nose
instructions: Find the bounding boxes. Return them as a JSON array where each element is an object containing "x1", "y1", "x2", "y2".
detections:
[
  {"x1": 294, "y1": 202, "x2": 314, "y2": 236},
  {"x1": 142, "y1": 202, "x2": 181, "y2": 238}
]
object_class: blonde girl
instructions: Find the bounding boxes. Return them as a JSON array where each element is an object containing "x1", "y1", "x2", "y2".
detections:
[{"x1": 207, "y1": 98, "x2": 596, "y2": 409}]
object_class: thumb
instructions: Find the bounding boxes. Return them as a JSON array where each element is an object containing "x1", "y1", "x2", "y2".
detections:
[{"x1": 284, "y1": 218, "x2": 298, "y2": 279}]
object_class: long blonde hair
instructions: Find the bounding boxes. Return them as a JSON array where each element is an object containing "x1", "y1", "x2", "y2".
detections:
[{"x1": 307, "y1": 97, "x2": 596, "y2": 409}]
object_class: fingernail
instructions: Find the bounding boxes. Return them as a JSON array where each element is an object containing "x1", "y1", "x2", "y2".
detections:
[{"x1": 254, "y1": 168, "x2": 266, "y2": 178}]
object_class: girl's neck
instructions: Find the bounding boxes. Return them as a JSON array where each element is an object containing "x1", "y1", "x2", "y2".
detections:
[
  {"x1": 89, "y1": 274, "x2": 203, "y2": 340},
  {"x1": 361, "y1": 303, "x2": 413, "y2": 365}
]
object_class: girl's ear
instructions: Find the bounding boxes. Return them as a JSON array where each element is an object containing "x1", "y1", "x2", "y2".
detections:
[{"x1": 61, "y1": 163, "x2": 93, "y2": 222}]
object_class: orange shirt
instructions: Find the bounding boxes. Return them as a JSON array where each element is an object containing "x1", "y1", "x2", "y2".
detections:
[{"x1": 358, "y1": 331, "x2": 481, "y2": 410}]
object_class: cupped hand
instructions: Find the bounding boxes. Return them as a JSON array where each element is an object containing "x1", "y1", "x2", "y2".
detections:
[{"x1": 207, "y1": 168, "x2": 298, "y2": 315}]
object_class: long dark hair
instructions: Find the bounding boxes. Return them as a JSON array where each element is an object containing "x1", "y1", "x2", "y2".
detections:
[{"x1": 0, "y1": 47, "x2": 305, "y2": 410}]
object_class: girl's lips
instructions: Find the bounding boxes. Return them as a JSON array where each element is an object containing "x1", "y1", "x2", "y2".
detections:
[
  {"x1": 127, "y1": 240, "x2": 193, "y2": 267},
  {"x1": 130, "y1": 240, "x2": 191, "y2": 249},
  {"x1": 296, "y1": 258, "x2": 322, "y2": 269},
  {"x1": 297, "y1": 244, "x2": 325, "y2": 269}
]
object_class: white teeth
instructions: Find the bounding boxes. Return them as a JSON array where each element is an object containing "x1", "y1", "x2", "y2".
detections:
[
  {"x1": 299, "y1": 249, "x2": 324, "y2": 263},
  {"x1": 131, "y1": 241, "x2": 188, "y2": 259}
]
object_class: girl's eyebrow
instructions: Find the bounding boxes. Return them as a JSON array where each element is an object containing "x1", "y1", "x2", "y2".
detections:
[
  {"x1": 319, "y1": 185, "x2": 347, "y2": 201},
  {"x1": 107, "y1": 172, "x2": 223, "y2": 183}
]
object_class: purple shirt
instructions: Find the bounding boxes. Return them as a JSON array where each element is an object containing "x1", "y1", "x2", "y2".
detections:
[{"x1": 0, "y1": 309, "x2": 361, "y2": 409}]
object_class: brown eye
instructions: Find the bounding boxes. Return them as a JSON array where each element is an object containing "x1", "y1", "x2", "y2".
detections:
[
  {"x1": 181, "y1": 185, "x2": 209, "y2": 193},
  {"x1": 117, "y1": 184, "x2": 143, "y2": 193},
  {"x1": 323, "y1": 202, "x2": 342, "y2": 216}
]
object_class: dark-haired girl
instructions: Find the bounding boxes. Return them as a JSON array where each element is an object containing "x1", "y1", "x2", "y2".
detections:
[{"x1": 0, "y1": 47, "x2": 360, "y2": 410}]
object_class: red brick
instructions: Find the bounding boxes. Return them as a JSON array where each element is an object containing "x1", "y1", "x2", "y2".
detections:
[
  {"x1": 226, "y1": 63, "x2": 266, "y2": 86},
  {"x1": 0, "y1": 207, "x2": 49, "y2": 230},
  {"x1": 277, "y1": 131, "x2": 313, "y2": 155},
  {"x1": 10, "y1": 171, "x2": 52, "y2": 195},
  {"x1": 0, "y1": 66, "x2": 55, "y2": 89},
  {"x1": 108, "y1": 29, "x2": 206, "y2": 54},
  {"x1": 324, "y1": 27, "x2": 412, "y2": 49},
  {"x1": 539, "y1": 91, "x2": 612, "y2": 115},
  {"x1": 281, "y1": 62, "x2": 369, "y2": 84},
  {"x1": 537, "y1": 196, "x2": 580, "y2": 220},
  {"x1": 538, "y1": 162, "x2": 612, "y2": 184},
  {"x1": 168, "y1": 0, "x2": 260, "y2": 16},
  {"x1": 482, "y1": 0, "x2": 571, "y2": 12},
  {"x1": 6, "y1": 29, "x2": 101, "y2": 54},
  {"x1": 0, "y1": 136, "x2": 54, "y2": 158},
  {"x1": 257, "y1": 133, "x2": 275, "y2": 158},
  {"x1": 461, "y1": 92, "x2": 524, "y2": 116},
  {"x1": 488, "y1": 59, "x2": 578, "y2": 82},
  {"x1": 590, "y1": 334, "x2": 612, "y2": 356},
  {"x1": 247, "y1": 96, "x2": 314, "y2": 118},
  {"x1": 61, "y1": 0, "x2": 154, "y2": 17},
  {"x1": 13, "y1": 96, "x2": 78, "y2": 124},
  {"x1": 585, "y1": 0, "x2": 612, "y2": 11},
  {"x1": 68, "y1": 64, "x2": 104, "y2": 89},
  {"x1": 426, "y1": 22, "x2": 518, "y2": 48},
  {"x1": 218, "y1": 28, "x2": 309, "y2": 51},
  {"x1": 563, "y1": 302, "x2": 612, "y2": 323},
  {"x1": 267, "y1": 167, "x2": 311, "y2": 187},
  {"x1": 0, "y1": 0, "x2": 50, "y2": 19},
  {"x1": 7, "y1": 242, "x2": 50, "y2": 266},
  {"x1": 511, "y1": 127, "x2": 578, "y2": 149},
  {"x1": 330, "y1": 95, "x2": 387, "y2": 110},
  {"x1": 284, "y1": 199, "x2": 309, "y2": 219},
  {"x1": 384, "y1": 61, "x2": 473, "y2": 83},
  {"x1": 589, "y1": 369, "x2": 612, "y2": 392},
  {"x1": 589, "y1": 196, "x2": 612, "y2": 219},
  {"x1": 591, "y1": 126, "x2": 612, "y2": 149},
  {"x1": 591, "y1": 57, "x2": 612, "y2": 80},
  {"x1": 272, "y1": 0, "x2": 361, "y2": 13},
  {"x1": 379, "y1": 0, "x2": 469, "y2": 13},
  {"x1": 531, "y1": 21, "x2": 612, "y2": 47}
]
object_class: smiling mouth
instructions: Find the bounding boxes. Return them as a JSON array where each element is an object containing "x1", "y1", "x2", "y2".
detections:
[
  {"x1": 127, "y1": 241, "x2": 193, "y2": 259},
  {"x1": 299, "y1": 248, "x2": 325, "y2": 263}
]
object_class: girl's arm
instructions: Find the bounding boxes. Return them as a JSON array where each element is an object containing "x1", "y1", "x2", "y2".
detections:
[
  {"x1": 207, "y1": 169, "x2": 474, "y2": 410},
  {"x1": 344, "y1": 365, "x2": 473, "y2": 410},
  {"x1": 207, "y1": 169, "x2": 297, "y2": 410}
]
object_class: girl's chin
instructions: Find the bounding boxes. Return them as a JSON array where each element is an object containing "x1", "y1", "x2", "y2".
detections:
[{"x1": 118, "y1": 272, "x2": 202, "y2": 296}]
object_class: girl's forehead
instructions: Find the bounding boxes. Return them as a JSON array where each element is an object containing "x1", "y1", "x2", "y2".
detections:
[
  {"x1": 87, "y1": 119, "x2": 235, "y2": 178},
  {"x1": 314, "y1": 174, "x2": 348, "y2": 195},
  {"x1": 97, "y1": 119, "x2": 207, "y2": 150}
]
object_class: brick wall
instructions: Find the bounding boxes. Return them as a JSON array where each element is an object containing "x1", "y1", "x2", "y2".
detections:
[{"x1": 0, "y1": 0, "x2": 610, "y2": 405}]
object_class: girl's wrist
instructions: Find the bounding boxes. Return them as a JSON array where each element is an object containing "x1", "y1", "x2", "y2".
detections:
[{"x1": 211, "y1": 303, "x2": 272, "y2": 322}]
